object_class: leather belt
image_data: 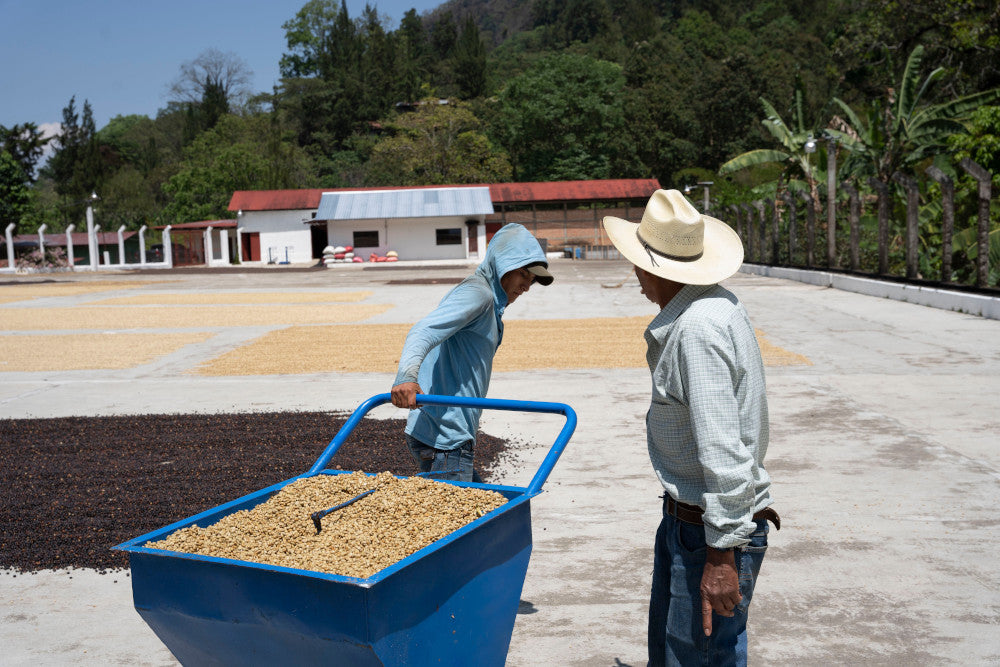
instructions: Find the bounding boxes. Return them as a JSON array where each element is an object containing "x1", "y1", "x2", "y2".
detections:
[{"x1": 664, "y1": 495, "x2": 780, "y2": 531}]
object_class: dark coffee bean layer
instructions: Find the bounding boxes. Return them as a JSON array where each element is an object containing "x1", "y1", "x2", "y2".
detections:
[{"x1": 0, "y1": 413, "x2": 508, "y2": 573}]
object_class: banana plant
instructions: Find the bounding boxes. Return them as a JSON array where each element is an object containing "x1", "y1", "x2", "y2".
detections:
[
  {"x1": 832, "y1": 44, "x2": 1000, "y2": 185},
  {"x1": 719, "y1": 83, "x2": 826, "y2": 207}
]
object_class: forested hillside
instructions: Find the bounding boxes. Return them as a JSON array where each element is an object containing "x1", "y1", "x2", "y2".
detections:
[{"x1": 2, "y1": 0, "x2": 998, "y2": 237}]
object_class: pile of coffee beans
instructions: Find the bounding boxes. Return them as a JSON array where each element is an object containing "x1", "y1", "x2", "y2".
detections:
[
  {"x1": 148, "y1": 471, "x2": 508, "y2": 578},
  {"x1": 0, "y1": 412, "x2": 508, "y2": 572}
]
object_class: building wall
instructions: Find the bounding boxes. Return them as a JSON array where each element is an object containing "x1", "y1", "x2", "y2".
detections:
[
  {"x1": 239, "y1": 210, "x2": 313, "y2": 263},
  {"x1": 490, "y1": 203, "x2": 654, "y2": 248},
  {"x1": 325, "y1": 216, "x2": 475, "y2": 261}
]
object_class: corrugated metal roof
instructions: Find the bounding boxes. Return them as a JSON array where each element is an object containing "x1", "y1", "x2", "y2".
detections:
[
  {"x1": 228, "y1": 179, "x2": 661, "y2": 212},
  {"x1": 315, "y1": 187, "x2": 493, "y2": 221}
]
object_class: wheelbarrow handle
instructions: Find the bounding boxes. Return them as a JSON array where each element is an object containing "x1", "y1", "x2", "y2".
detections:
[{"x1": 307, "y1": 393, "x2": 577, "y2": 495}]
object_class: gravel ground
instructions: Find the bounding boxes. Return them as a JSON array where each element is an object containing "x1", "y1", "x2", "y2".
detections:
[{"x1": 0, "y1": 413, "x2": 508, "y2": 573}]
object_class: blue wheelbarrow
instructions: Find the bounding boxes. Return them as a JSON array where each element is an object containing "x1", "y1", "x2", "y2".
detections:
[{"x1": 114, "y1": 393, "x2": 577, "y2": 666}]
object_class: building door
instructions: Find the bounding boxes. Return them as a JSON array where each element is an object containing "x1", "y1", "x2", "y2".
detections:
[
  {"x1": 466, "y1": 220, "x2": 478, "y2": 255},
  {"x1": 310, "y1": 224, "x2": 327, "y2": 259},
  {"x1": 242, "y1": 232, "x2": 260, "y2": 261},
  {"x1": 485, "y1": 222, "x2": 502, "y2": 243}
]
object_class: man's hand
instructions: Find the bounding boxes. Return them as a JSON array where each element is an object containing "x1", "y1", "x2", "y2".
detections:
[
  {"x1": 390, "y1": 382, "x2": 422, "y2": 409},
  {"x1": 700, "y1": 546, "x2": 741, "y2": 636}
]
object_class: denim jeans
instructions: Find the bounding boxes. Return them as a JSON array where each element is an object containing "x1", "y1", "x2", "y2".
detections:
[
  {"x1": 405, "y1": 434, "x2": 482, "y2": 483},
  {"x1": 648, "y1": 506, "x2": 769, "y2": 667}
]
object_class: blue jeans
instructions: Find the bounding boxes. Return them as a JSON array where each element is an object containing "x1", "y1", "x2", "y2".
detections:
[
  {"x1": 405, "y1": 434, "x2": 482, "y2": 483},
  {"x1": 648, "y1": 506, "x2": 769, "y2": 667}
]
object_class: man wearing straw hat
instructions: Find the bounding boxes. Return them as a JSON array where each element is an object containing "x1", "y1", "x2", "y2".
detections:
[{"x1": 603, "y1": 189, "x2": 779, "y2": 666}]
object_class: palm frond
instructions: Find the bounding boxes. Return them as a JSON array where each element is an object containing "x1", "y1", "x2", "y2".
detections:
[
  {"x1": 897, "y1": 45, "x2": 925, "y2": 121},
  {"x1": 718, "y1": 149, "x2": 791, "y2": 174}
]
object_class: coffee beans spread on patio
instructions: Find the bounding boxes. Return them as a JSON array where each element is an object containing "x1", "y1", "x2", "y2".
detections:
[
  {"x1": 0, "y1": 412, "x2": 511, "y2": 573},
  {"x1": 145, "y1": 472, "x2": 507, "y2": 578}
]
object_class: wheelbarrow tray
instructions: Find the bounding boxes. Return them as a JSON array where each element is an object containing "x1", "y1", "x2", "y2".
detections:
[{"x1": 114, "y1": 393, "x2": 576, "y2": 667}]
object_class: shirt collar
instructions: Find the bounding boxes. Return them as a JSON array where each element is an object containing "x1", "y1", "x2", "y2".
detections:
[{"x1": 646, "y1": 283, "x2": 716, "y2": 344}]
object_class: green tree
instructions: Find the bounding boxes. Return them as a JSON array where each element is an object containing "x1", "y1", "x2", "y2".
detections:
[
  {"x1": 41, "y1": 96, "x2": 105, "y2": 226},
  {"x1": 495, "y1": 52, "x2": 637, "y2": 181},
  {"x1": 832, "y1": 45, "x2": 1000, "y2": 184},
  {"x1": 620, "y1": 8, "x2": 796, "y2": 184},
  {"x1": 0, "y1": 123, "x2": 52, "y2": 182},
  {"x1": 0, "y1": 151, "x2": 31, "y2": 229},
  {"x1": 366, "y1": 99, "x2": 512, "y2": 185},
  {"x1": 454, "y1": 15, "x2": 488, "y2": 99},
  {"x1": 833, "y1": 0, "x2": 1000, "y2": 101},
  {"x1": 947, "y1": 105, "x2": 1000, "y2": 176},
  {"x1": 280, "y1": 0, "x2": 342, "y2": 78},
  {"x1": 395, "y1": 9, "x2": 431, "y2": 102},
  {"x1": 161, "y1": 114, "x2": 317, "y2": 223}
]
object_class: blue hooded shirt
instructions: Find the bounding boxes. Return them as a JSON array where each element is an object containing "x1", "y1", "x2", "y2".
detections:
[{"x1": 393, "y1": 223, "x2": 549, "y2": 450}]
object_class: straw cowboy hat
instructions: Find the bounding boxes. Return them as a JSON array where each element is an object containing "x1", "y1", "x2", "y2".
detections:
[{"x1": 603, "y1": 189, "x2": 744, "y2": 285}]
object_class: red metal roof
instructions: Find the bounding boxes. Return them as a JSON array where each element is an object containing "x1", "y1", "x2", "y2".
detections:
[
  {"x1": 229, "y1": 189, "x2": 328, "y2": 212},
  {"x1": 228, "y1": 179, "x2": 661, "y2": 212},
  {"x1": 487, "y1": 179, "x2": 661, "y2": 204}
]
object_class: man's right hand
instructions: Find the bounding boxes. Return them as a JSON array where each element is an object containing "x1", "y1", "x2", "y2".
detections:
[{"x1": 390, "y1": 382, "x2": 422, "y2": 409}]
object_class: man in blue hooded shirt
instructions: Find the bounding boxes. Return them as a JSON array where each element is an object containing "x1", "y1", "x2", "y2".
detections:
[{"x1": 390, "y1": 223, "x2": 553, "y2": 482}]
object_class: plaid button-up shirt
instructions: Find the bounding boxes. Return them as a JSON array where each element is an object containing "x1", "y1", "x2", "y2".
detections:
[{"x1": 644, "y1": 283, "x2": 772, "y2": 549}]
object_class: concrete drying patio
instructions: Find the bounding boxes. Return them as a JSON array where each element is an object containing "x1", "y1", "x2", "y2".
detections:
[{"x1": 2, "y1": 259, "x2": 998, "y2": 665}]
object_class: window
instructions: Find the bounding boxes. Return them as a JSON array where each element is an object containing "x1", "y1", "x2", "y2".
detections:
[
  {"x1": 436, "y1": 228, "x2": 462, "y2": 245},
  {"x1": 353, "y1": 230, "x2": 379, "y2": 247}
]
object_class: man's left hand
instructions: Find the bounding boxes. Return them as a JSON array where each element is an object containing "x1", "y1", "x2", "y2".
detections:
[{"x1": 700, "y1": 546, "x2": 741, "y2": 636}]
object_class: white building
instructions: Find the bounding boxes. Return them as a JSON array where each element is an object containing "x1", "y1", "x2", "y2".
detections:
[{"x1": 229, "y1": 185, "x2": 492, "y2": 264}]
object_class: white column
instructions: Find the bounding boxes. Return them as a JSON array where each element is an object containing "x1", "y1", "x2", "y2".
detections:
[
  {"x1": 65, "y1": 224, "x2": 76, "y2": 268},
  {"x1": 117, "y1": 225, "x2": 126, "y2": 266},
  {"x1": 236, "y1": 227, "x2": 244, "y2": 264},
  {"x1": 219, "y1": 229, "x2": 230, "y2": 264},
  {"x1": 86, "y1": 203, "x2": 98, "y2": 271},
  {"x1": 93, "y1": 224, "x2": 101, "y2": 268},
  {"x1": 138, "y1": 225, "x2": 147, "y2": 264},
  {"x1": 4, "y1": 223, "x2": 14, "y2": 271},
  {"x1": 38, "y1": 224, "x2": 47, "y2": 258},
  {"x1": 163, "y1": 226, "x2": 173, "y2": 267},
  {"x1": 204, "y1": 226, "x2": 214, "y2": 266}
]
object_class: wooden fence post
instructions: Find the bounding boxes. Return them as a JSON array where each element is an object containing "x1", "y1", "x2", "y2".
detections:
[
  {"x1": 827, "y1": 136, "x2": 838, "y2": 268},
  {"x1": 741, "y1": 204, "x2": 757, "y2": 262},
  {"x1": 892, "y1": 172, "x2": 920, "y2": 279},
  {"x1": 959, "y1": 157, "x2": 993, "y2": 287},
  {"x1": 841, "y1": 181, "x2": 860, "y2": 272},
  {"x1": 868, "y1": 178, "x2": 890, "y2": 275},
  {"x1": 781, "y1": 191, "x2": 797, "y2": 266},
  {"x1": 768, "y1": 198, "x2": 779, "y2": 264},
  {"x1": 799, "y1": 191, "x2": 815, "y2": 267},
  {"x1": 730, "y1": 204, "x2": 745, "y2": 256},
  {"x1": 925, "y1": 166, "x2": 955, "y2": 283},
  {"x1": 753, "y1": 200, "x2": 766, "y2": 263}
]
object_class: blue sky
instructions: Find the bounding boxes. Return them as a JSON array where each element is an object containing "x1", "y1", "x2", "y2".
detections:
[{"x1": 0, "y1": 0, "x2": 444, "y2": 136}]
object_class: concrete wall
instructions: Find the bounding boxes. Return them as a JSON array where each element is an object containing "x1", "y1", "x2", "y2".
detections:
[
  {"x1": 239, "y1": 210, "x2": 313, "y2": 263},
  {"x1": 741, "y1": 263, "x2": 1000, "y2": 321}
]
